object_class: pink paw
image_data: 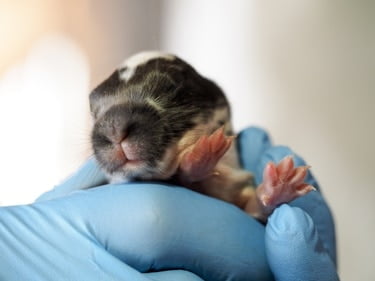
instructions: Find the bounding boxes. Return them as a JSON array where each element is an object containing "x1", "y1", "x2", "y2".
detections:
[
  {"x1": 179, "y1": 127, "x2": 234, "y2": 183},
  {"x1": 257, "y1": 156, "x2": 316, "y2": 208}
]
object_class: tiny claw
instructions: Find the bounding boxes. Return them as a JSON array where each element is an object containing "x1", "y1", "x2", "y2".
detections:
[
  {"x1": 295, "y1": 183, "x2": 316, "y2": 196},
  {"x1": 289, "y1": 166, "x2": 309, "y2": 185},
  {"x1": 260, "y1": 194, "x2": 272, "y2": 207},
  {"x1": 307, "y1": 184, "x2": 316, "y2": 191},
  {"x1": 211, "y1": 126, "x2": 225, "y2": 139},
  {"x1": 281, "y1": 155, "x2": 293, "y2": 164}
]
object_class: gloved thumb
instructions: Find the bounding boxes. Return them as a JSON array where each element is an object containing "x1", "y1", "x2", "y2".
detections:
[{"x1": 265, "y1": 204, "x2": 339, "y2": 281}]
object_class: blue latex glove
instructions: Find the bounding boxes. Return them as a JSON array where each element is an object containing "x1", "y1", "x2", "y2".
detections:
[{"x1": 0, "y1": 127, "x2": 339, "y2": 281}]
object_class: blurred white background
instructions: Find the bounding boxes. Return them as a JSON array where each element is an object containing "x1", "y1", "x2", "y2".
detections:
[{"x1": 0, "y1": 0, "x2": 374, "y2": 280}]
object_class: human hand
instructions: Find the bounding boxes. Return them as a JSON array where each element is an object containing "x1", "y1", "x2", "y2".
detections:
[
  {"x1": 0, "y1": 127, "x2": 339, "y2": 281},
  {"x1": 3, "y1": 160, "x2": 208, "y2": 280},
  {"x1": 1, "y1": 173, "x2": 270, "y2": 281},
  {"x1": 238, "y1": 127, "x2": 339, "y2": 281}
]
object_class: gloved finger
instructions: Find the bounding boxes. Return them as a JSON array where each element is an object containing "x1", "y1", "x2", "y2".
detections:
[
  {"x1": 66, "y1": 184, "x2": 273, "y2": 281},
  {"x1": 237, "y1": 127, "x2": 272, "y2": 178},
  {"x1": 92, "y1": 247, "x2": 203, "y2": 281},
  {"x1": 145, "y1": 270, "x2": 204, "y2": 281},
  {"x1": 258, "y1": 146, "x2": 337, "y2": 264},
  {"x1": 0, "y1": 204, "x2": 166, "y2": 281},
  {"x1": 265, "y1": 205, "x2": 339, "y2": 281},
  {"x1": 84, "y1": 250, "x2": 162, "y2": 281},
  {"x1": 35, "y1": 157, "x2": 107, "y2": 202}
]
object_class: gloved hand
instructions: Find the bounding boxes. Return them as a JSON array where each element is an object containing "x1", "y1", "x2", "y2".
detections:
[
  {"x1": 238, "y1": 128, "x2": 339, "y2": 281},
  {"x1": 0, "y1": 127, "x2": 339, "y2": 281}
]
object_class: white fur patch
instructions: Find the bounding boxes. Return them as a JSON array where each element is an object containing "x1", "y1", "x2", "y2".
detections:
[{"x1": 119, "y1": 51, "x2": 175, "y2": 82}]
